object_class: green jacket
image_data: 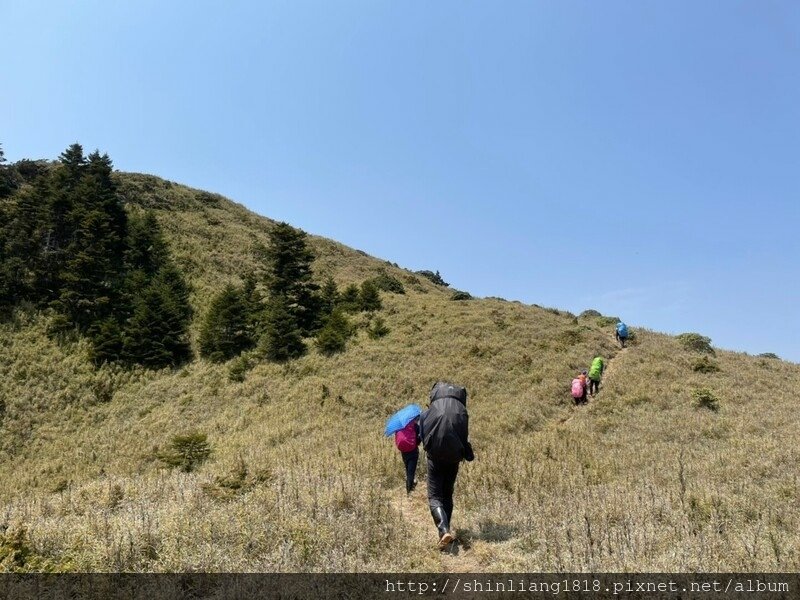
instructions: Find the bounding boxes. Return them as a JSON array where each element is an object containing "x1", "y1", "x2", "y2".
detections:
[{"x1": 588, "y1": 357, "x2": 604, "y2": 380}]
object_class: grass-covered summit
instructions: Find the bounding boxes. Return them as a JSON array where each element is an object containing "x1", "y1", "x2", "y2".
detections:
[{"x1": 1, "y1": 163, "x2": 799, "y2": 572}]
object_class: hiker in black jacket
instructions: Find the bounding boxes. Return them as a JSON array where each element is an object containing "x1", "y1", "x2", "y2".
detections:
[{"x1": 419, "y1": 381, "x2": 474, "y2": 550}]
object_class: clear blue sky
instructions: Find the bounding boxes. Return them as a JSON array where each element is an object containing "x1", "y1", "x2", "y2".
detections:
[{"x1": 4, "y1": 1, "x2": 799, "y2": 362}]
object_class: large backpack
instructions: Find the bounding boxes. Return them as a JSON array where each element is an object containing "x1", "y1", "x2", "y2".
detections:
[
  {"x1": 617, "y1": 322, "x2": 629, "y2": 338},
  {"x1": 394, "y1": 420, "x2": 418, "y2": 453},
  {"x1": 421, "y1": 383, "x2": 469, "y2": 464},
  {"x1": 571, "y1": 378, "x2": 584, "y2": 398},
  {"x1": 589, "y1": 357, "x2": 604, "y2": 379}
]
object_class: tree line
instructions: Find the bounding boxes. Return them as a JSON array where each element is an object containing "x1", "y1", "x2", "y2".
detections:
[
  {"x1": 0, "y1": 143, "x2": 192, "y2": 367},
  {"x1": 198, "y1": 220, "x2": 386, "y2": 363},
  {"x1": 0, "y1": 143, "x2": 391, "y2": 370}
]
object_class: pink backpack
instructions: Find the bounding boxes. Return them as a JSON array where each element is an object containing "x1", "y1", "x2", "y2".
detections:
[
  {"x1": 395, "y1": 420, "x2": 418, "y2": 452},
  {"x1": 571, "y1": 378, "x2": 584, "y2": 398}
]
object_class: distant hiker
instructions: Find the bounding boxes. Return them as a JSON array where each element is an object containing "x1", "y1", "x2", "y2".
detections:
[
  {"x1": 588, "y1": 356, "x2": 604, "y2": 396},
  {"x1": 395, "y1": 416, "x2": 421, "y2": 495},
  {"x1": 571, "y1": 371, "x2": 588, "y2": 405},
  {"x1": 615, "y1": 321, "x2": 629, "y2": 348},
  {"x1": 420, "y1": 381, "x2": 474, "y2": 550}
]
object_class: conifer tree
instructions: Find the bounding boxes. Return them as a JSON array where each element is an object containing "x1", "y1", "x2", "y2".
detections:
[
  {"x1": 240, "y1": 272, "x2": 263, "y2": 341},
  {"x1": 55, "y1": 152, "x2": 127, "y2": 330},
  {"x1": 122, "y1": 263, "x2": 192, "y2": 368},
  {"x1": 264, "y1": 222, "x2": 320, "y2": 335},
  {"x1": 0, "y1": 144, "x2": 18, "y2": 199},
  {"x1": 339, "y1": 283, "x2": 361, "y2": 313},
  {"x1": 359, "y1": 279, "x2": 382, "y2": 312},
  {"x1": 315, "y1": 307, "x2": 352, "y2": 356},
  {"x1": 199, "y1": 283, "x2": 255, "y2": 362},
  {"x1": 260, "y1": 296, "x2": 306, "y2": 362},
  {"x1": 319, "y1": 276, "x2": 340, "y2": 318}
]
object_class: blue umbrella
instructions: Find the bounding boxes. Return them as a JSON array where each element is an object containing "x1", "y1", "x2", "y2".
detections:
[{"x1": 384, "y1": 404, "x2": 422, "y2": 436}]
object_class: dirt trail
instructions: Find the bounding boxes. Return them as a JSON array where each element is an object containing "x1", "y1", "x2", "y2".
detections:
[{"x1": 389, "y1": 486, "x2": 484, "y2": 573}]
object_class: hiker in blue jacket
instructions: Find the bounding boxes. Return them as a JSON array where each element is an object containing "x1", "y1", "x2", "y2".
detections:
[{"x1": 615, "y1": 321, "x2": 629, "y2": 348}]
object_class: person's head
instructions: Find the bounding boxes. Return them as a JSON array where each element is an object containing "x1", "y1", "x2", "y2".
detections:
[{"x1": 582, "y1": 370, "x2": 587, "y2": 376}]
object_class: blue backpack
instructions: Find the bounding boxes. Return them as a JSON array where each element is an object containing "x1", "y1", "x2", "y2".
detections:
[{"x1": 616, "y1": 322, "x2": 629, "y2": 338}]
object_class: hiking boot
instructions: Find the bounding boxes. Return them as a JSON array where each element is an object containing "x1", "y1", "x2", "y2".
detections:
[
  {"x1": 438, "y1": 531, "x2": 455, "y2": 550},
  {"x1": 431, "y1": 507, "x2": 450, "y2": 534}
]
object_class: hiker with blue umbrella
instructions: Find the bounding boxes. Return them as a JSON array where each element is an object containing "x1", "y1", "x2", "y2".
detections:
[{"x1": 385, "y1": 404, "x2": 422, "y2": 495}]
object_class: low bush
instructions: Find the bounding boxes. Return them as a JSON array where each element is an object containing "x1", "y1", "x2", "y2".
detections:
[
  {"x1": 678, "y1": 333, "x2": 715, "y2": 354},
  {"x1": 450, "y1": 290, "x2": 472, "y2": 301},
  {"x1": 367, "y1": 317, "x2": 390, "y2": 340},
  {"x1": 757, "y1": 352, "x2": 780, "y2": 360},
  {"x1": 158, "y1": 432, "x2": 212, "y2": 472},
  {"x1": 692, "y1": 388, "x2": 720, "y2": 412},
  {"x1": 316, "y1": 309, "x2": 353, "y2": 355},
  {"x1": 692, "y1": 356, "x2": 721, "y2": 373},
  {"x1": 370, "y1": 273, "x2": 405, "y2": 294},
  {"x1": 416, "y1": 270, "x2": 449, "y2": 287}
]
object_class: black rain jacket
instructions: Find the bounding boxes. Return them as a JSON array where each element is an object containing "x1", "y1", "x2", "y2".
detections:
[{"x1": 420, "y1": 382, "x2": 474, "y2": 464}]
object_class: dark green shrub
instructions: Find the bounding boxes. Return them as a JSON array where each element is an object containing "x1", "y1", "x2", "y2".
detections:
[
  {"x1": 199, "y1": 284, "x2": 256, "y2": 363},
  {"x1": 367, "y1": 316, "x2": 390, "y2": 339},
  {"x1": 758, "y1": 352, "x2": 780, "y2": 360},
  {"x1": 228, "y1": 355, "x2": 252, "y2": 382},
  {"x1": 359, "y1": 280, "x2": 382, "y2": 311},
  {"x1": 316, "y1": 309, "x2": 353, "y2": 355},
  {"x1": 338, "y1": 283, "x2": 361, "y2": 313},
  {"x1": 416, "y1": 270, "x2": 449, "y2": 287},
  {"x1": 260, "y1": 296, "x2": 306, "y2": 362},
  {"x1": 678, "y1": 333, "x2": 715, "y2": 354},
  {"x1": 692, "y1": 388, "x2": 720, "y2": 412},
  {"x1": 692, "y1": 356, "x2": 721, "y2": 373},
  {"x1": 370, "y1": 273, "x2": 405, "y2": 294},
  {"x1": 158, "y1": 432, "x2": 212, "y2": 472},
  {"x1": 450, "y1": 290, "x2": 472, "y2": 301},
  {"x1": 579, "y1": 309, "x2": 602, "y2": 318}
]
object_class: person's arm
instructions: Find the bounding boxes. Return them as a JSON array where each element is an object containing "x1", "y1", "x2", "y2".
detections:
[{"x1": 461, "y1": 414, "x2": 474, "y2": 462}]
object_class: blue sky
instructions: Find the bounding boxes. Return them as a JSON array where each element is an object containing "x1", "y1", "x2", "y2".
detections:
[{"x1": 3, "y1": 1, "x2": 799, "y2": 361}]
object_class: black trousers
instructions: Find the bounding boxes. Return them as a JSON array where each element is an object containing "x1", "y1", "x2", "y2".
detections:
[
  {"x1": 427, "y1": 458, "x2": 460, "y2": 521},
  {"x1": 589, "y1": 378, "x2": 600, "y2": 395},
  {"x1": 402, "y1": 449, "x2": 419, "y2": 493}
]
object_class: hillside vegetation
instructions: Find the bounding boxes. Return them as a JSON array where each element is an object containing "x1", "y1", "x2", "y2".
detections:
[{"x1": 1, "y1": 170, "x2": 799, "y2": 572}]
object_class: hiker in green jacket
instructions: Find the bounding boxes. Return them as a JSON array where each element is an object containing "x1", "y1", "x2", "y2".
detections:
[{"x1": 588, "y1": 356, "x2": 604, "y2": 396}]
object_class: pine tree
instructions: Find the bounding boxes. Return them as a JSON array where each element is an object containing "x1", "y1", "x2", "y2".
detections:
[
  {"x1": 315, "y1": 308, "x2": 353, "y2": 356},
  {"x1": 199, "y1": 284, "x2": 255, "y2": 362},
  {"x1": 359, "y1": 280, "x2": 382, "y2": 312},
  {"x1": 318, "y1": 276, "x2": 339, "y2": 318},
  {"x1": 88, "y1": 317, "x2": 124, "y2": 364},
  {"x1": 122, "y1": 263, "x2": 192, "y2": 368},
  {"x1": 339, "y1": 283, "x2": 361, "y2": 313},
  {"x1": 240, "y1": 272, "x2": 263, "y2": 341},
  {"x1": 264, "y1": 222, "x2": 320, "y2": 335},
  {"x1": 0, "y1": 168, "x2": 50, "y2": 310},
  {"x1": 54, "y1": 151, "x2": 127, "y2": 330},
  {"x1": 0, "y1": 144, "x2": 18, "y2": 199},
  {"x1": 125, "y1": 211, "x2": 168, "y2": 277},
  {"x1": 260, "y1": 296, "x2": 306, "y2": 362}
]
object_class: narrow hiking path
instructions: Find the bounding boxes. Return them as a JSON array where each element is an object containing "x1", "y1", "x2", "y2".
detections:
[
  {"x1": 389, "y1": 486, "x2": 484, "y2": 573},
  {"x1": 557, "y1": 344, "x2": 629, "y2": 427},
  {"x1": 390, "y1": 340, "x2": 634, "y2": 569}
]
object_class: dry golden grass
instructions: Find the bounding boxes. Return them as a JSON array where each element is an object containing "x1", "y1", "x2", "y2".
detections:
[{"x1": 1, "y1": 174, "x2": 798, "y2": 572}]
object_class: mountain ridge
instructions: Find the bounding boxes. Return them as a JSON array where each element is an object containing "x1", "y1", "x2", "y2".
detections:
[{"x1": 1, "y1": 169, "x2": 798, "y2": 572}]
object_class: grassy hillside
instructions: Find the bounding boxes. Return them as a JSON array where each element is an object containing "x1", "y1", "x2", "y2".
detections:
[{"x1": 1, "y1": 173, "x2": 799, "y2": 572}]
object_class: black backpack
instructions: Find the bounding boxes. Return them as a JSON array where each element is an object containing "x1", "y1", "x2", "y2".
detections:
[{"x1": 421, "y1": 383, "x2": 470, "y2": 463}]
